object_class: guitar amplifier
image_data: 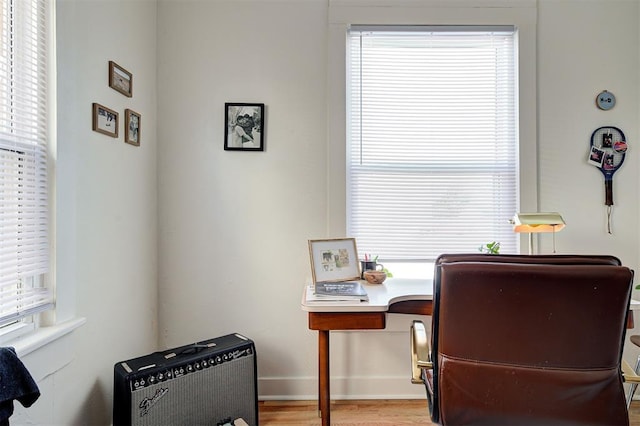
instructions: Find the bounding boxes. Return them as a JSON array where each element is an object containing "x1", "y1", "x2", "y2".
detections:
[{"x1": 113, "y1": 333, "x2": 258, "y2": 426}]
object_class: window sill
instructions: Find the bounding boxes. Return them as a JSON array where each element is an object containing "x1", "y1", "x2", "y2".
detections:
[{"x1": 12, "y1": 317, "x2": 86, "y2": 357}]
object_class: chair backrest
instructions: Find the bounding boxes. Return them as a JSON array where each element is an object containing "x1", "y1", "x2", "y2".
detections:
[
  {"x1": 435, "y1": 253, "x2": 622, "y2": 266},
  {"x1": 429, "y1": 254, "x2": 633, "y2": 425}
]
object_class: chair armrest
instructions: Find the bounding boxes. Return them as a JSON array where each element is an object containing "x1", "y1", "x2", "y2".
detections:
[
  {"x1": 411, "y1": 320, "x2": 433, "y2": 384},
  {"x1": 622, "y1": 359, "x2": 640, "y2": 383}
]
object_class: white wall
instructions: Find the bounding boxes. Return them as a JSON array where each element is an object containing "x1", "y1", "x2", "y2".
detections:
[
  {"x1": 12, "y1": 1, "x2": 159, "y2": 424},
  {"x1": 537, "y1": 0, "x2": 639, "y2": 262},
  {"x1": 157, "y1": 0, "x2": 640, "y2": 401},
  {"x1": 156, "y1": 0, "x2": 331, "y2": 398},
  {"x1": 537, "y1": 0, "x2": 640, "y2": 388},
  {"x1": 9, "y1": 0, "x2": 640, "y2": 424}
]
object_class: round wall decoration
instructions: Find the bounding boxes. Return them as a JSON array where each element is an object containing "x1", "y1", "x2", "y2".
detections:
[{"x1": 596, "y1": 90, "x2": 616, "y2": 110}]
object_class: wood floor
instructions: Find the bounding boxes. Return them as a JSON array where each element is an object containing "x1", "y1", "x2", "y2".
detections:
[{"x1": 258, "y1": 400, "x2": 640, "y2": 425}]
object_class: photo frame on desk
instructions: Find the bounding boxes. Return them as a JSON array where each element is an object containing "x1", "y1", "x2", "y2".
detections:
[{"x1": 308, "y1": 238, "x2": 360, "y2": 283}]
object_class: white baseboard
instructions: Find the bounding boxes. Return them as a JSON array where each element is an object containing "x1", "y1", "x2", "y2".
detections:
[
  {"x1": 260, "y1": 375, "x2": 640, "y2": 403},
  {"x1": 258, "y1": 375, "x2": 427, "y2": 401}
]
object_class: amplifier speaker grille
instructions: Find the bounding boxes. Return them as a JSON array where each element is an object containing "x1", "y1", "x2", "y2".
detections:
[{"x1": 114, "y1": 334, "x2": 258, "y2": 426}]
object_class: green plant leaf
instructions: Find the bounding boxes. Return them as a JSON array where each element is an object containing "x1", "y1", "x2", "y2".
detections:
[{"x1": 479, "y1": 241, "x2": 500, "y2": 255}]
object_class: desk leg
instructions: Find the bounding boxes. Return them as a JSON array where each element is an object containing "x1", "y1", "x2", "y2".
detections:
[{"x1": 319, "y1": 330, "x2": 330, "y2": 426}]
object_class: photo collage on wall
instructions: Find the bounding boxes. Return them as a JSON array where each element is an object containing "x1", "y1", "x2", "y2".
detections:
[
  {"x1": 91, "y1": 61, "x2": 141, "y2": 147},
  {"x1": 588, "y1": 129, "x2": 627, "y2": 170}
]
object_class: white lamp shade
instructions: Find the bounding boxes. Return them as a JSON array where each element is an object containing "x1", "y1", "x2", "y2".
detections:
[{"x1": 512, "y1": 212, "x2": 566, "y2": 233}]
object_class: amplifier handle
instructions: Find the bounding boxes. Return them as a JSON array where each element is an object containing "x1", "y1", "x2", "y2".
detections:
[{"x1": 165, "y1": 343, "x2": 216, "y2": 359}]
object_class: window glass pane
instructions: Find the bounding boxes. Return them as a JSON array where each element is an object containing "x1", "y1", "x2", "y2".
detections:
[{"x1": 347, "y1": 27, "x2": 518, "y2": 262}]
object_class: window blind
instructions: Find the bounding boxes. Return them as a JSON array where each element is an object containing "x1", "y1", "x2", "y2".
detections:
[
  {"x1": 347, "y1": 26, "x2": 518, "y2": 261},
  {"x1": 0, "y1": 0, "x2": 52, "y2": 326}
]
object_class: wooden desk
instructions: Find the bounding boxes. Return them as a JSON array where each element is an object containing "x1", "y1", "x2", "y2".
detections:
[
  {"x1": 302, "y1": 278, "x2": 640, "y2": 426},
  {"x1": 301, "y1": 278, "x2": 432, "y2": 426}
]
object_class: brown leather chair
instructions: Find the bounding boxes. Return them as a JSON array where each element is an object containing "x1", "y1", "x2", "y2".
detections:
[{"x1": 411, "y1": 254, "x2": 635, "y2": 425}]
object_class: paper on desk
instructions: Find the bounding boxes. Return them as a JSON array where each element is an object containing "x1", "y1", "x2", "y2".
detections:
[{"x1": 305, "y1": 286, "x2": 366, "y2": 303}]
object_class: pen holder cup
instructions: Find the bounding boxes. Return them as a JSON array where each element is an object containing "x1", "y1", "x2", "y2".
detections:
[{"x1": 360, "y1": 261, "x2": 384, "y2": 279}]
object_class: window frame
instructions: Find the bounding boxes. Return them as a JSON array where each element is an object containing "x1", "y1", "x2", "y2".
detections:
[
  {"x1": 0, "y1": 0, "x2": 54, "y2": 341},
  {"x1": 326, "y1": 3, "x2": 538, "y2": 257}
]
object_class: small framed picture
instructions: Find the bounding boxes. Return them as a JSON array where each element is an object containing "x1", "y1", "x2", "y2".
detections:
[
  {"x1": 224, "y1": 103, "x2": 265, "y2": 151},
  {"x1": 92, "y1": 103, "x2": 118, "y2": 138},
  {"x1": 602, "y1": 132, "x2": 613, "y2": 148},
  {"x1": 308, "y1": 238, "x2": 360, "y2": 283},
  {"x1": 109, "y1": 61, "x2": 133, "y2": 97},
  {"x1": 125, "y1": 109, "x2": 141, "y2": 146}
]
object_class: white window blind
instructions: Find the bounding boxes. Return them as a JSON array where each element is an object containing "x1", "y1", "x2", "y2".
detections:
[
  {"x1": 0, "y1": 0, "x2": 52, "y2": 326},
  {"x1": 347, "y1": 26, "x2": 518, "y2": 261}
]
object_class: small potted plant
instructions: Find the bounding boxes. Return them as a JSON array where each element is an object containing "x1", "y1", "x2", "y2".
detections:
[{"x1": 478, "y1": 241, "x2": 501, "y2": 254}]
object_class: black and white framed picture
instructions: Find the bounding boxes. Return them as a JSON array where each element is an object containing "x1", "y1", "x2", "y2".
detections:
[
  {"x1": 224, "y1": 103, "x2": 264, "y2": 151},
  {"x1": 125, "y1": 109, "x2": 141, "y2": 146},
  {"x1": 92, "y1": 102, "x2": 118, "y2": 138}
]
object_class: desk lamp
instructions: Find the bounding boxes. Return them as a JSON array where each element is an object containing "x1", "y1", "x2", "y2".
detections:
[{"x1": 512, "y1": 212, "x2": 566, "y2": 254}]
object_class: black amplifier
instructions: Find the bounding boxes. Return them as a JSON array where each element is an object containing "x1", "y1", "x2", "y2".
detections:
[{"x1": 113, "y1": 333, "x2": 258, "y2": 426}]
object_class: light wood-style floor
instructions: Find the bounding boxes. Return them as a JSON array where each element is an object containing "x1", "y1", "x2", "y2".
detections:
[{"x1": 258, "y1": 400, "x2": 640, "y2": 425}]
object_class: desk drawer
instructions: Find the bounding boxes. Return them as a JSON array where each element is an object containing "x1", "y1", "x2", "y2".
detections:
[{"x1": 309, "y1": 312, "x2": 385, "y2": 330}]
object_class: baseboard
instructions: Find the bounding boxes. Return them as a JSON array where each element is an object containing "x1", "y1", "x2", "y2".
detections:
[{"x1": 258, "y1": 375, "x2": 427, "y2": 400}]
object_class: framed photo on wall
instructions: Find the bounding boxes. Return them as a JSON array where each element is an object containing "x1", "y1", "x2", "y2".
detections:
[
  {"x1": 109, "y1": 61, "x2": 133, "y2": 97},
  {"x1": 125, "y1": 109, "x2": 141, "y2": 146},
  {"x1": 224, "y1": 103, "x2": 265, "y2": 151},
  {"x1": 308, "y1": 238, "x2": 360, "y2": 283},
  {"x1": 92, "y1": 103, "x2": 118, "y2": 138}
]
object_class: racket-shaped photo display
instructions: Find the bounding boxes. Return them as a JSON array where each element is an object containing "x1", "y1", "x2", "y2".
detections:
[{"x1": 588, "y1": 126, "x2": 628, "y2": 233}]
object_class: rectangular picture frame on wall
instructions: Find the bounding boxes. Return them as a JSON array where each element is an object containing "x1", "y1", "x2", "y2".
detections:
[
  {"x1": 224, "y1": 103, "x2": 265, "y2": 151},
  {"x1": 125, "y1": 109, "x2": 141, "y2": 146},
  {"x1": 92, "y1": 103, "x2": 118, "y2": 138},
  {"x1": 109, "y1": 60, "x2": 133, "y2": 97}
]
